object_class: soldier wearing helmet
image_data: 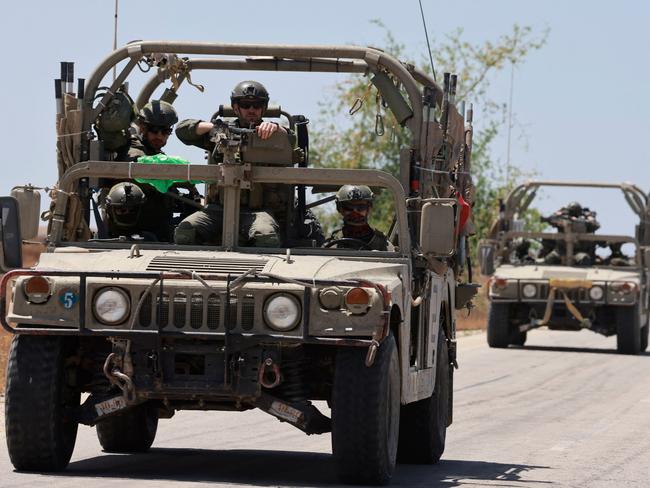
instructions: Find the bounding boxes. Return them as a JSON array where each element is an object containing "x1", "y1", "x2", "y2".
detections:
[
  {"x1": 104, "y1": 182, "x2": 155, "y2": 241},
  {"x1": 323, "y1": 185, "x2": 394, "y2": 251},
  {"x1": 539, "y1": 201, "x2": 601, "y2": 265},
  {"x1": 175, "y1": 81, "x2": 286, "y2": 152},
  {"x1": 128, "y1": 100, "x2": 179, "y2": 160},
  {"x1": 173, "y1": 81, "x2": 290, "y2": 247}
]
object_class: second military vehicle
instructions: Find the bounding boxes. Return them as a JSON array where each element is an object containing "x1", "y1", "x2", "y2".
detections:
[{"x1": 480, "y1": 180, "x2": 650, "y2": 355}]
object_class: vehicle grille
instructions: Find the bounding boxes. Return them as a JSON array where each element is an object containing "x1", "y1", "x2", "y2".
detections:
[
  {"x1": 136, "y1": 289, "x2": 260, "y2": 332},
  {"x1": 146, "y1": 256, "x2": 268, "y2": 275},
  {"x1": 538, "y1": 284, "x2": 590, "y2": 302}
]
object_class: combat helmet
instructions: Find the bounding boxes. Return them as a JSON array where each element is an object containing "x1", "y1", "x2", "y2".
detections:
[
  {"x1": 230, "y1": 81, "x2": 270, "y2": 106},
  {"x1": 335, "y1": 185, "x2": 374, "y2": 211},
  {"x1": 105, "y1": 182, "x2": 146, "y2": 227},
  {"x1": 138, "y1": 100, "x2": 178, "y2": 127},
  {"x1": 566, "y1": 201, "x2": 583, "y2": 217}
]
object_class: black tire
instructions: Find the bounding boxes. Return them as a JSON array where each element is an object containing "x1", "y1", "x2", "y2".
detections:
[
  {"x1": 616, "y1": 305, "x2": 641, "y2": 355},
  {"x1": 96, "y1": 402, "x2": 158, "y2": 452},
  {"x1": 5, "y1": 335, "x2": 80, "y2": 471},
  {"x1": 487, "y1": 302, "x2": 511, "y2": 348},
  {"x1": 510, "y1": 329, "x2": 527, "y2": 346},
  {"x1": 640, "y1": 324, "x2": 648, "y2": 353},
  {"x1": 331, "y1": 332, "x2": 400, "y2": 485},
  {"x1": 397, "y1": 328, "x2": 450, "y2": 464}
]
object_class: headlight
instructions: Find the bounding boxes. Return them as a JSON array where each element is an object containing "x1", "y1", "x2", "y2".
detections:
[
  {"x1": 264, "y1": 293, "x2": 301, "y2": 331},
  {"x1": 93, "y1": 288, "x2": 130, "y2": 325},
  {"x1": 589, "y1": 286, "x2": 604, "y2": 301},
  {"x1": 522, "y1": 283, "x2": 537, "y2": 299}
]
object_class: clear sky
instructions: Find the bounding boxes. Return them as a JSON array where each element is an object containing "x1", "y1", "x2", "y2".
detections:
[{"x1": 0, "y1": 1, "x2": 647, "y2": 236}]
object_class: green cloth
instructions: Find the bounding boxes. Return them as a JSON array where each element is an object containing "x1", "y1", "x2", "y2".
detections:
[{"x1": 135, "y1": 154, "x2": 202, "y2": 193}]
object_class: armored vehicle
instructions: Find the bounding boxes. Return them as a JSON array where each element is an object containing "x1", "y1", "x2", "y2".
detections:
[
  {"x1": 1, "y1": 41, "x2": 477, "y2": 485},
  {"x1": 480, "y1": 181, "x2": 650, "y2": 355}
]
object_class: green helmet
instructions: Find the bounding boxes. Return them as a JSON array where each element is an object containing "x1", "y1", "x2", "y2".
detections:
[
  {"x1": 335, "y1": 185, "x2": 374, "y2": 209},
  {"x1": 230, "y1": 81, "x2": 270, "y2": 105},
  {"x1": 139, "y1": 100, "x2": 178, "y2": 127},
  {"x1": 105, "y1": 182, "x2": 146, "y2": 227}
]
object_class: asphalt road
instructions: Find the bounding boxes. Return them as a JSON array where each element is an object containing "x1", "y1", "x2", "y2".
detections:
[{"x1": 1, "y1": 329, "x2": 649, "y2": 487}]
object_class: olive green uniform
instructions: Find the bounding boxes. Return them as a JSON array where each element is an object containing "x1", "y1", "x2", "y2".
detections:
[
  {"x1": 174, "y1": 117, "x2": 288, "y2": 247},
  {"x1": 326, "y1": 227, "x2": 394, "y2": 251}
]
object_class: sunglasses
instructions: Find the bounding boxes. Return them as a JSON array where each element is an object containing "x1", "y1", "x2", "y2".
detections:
[
  {"x1": 237, "y1": 101, "x2": 265, "y2": 110},
  {"x1": 147, "y1": 125, "x2": 173, "y2": 135}
]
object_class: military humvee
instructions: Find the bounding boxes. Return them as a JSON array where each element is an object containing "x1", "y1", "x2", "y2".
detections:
[
  {"x1": 480, "y1": 180, "x2": 650, "y2": 355},
  {"x1": 1, "y1": 41, "x2": 477, "y2": 485}
]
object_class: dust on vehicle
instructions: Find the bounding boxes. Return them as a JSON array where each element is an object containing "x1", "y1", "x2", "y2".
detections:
[{"x1": 0, "y1": 41, "x2": 477, "y2": 485}]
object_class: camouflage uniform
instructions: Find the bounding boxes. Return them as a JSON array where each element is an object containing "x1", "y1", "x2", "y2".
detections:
[{"x1": 174, "y1": 117, "x2": 289, "y2": 247}]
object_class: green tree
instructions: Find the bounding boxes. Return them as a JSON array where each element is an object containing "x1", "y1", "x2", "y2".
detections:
[{"x1": 310, "y1": 22, "x2": 548, "y2": 247}]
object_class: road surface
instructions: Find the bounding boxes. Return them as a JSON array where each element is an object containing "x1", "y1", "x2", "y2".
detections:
[{"x1": 1, "y1": 329, "x2": 649, "y2": 487}]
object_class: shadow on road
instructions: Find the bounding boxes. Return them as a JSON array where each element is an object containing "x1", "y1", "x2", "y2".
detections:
[
  {"x1": 52, "y1": 449, "x2": 551, "y2": 487},
  {"x1": 517, "y1": 344, "x2": 650, "y2": 356}
]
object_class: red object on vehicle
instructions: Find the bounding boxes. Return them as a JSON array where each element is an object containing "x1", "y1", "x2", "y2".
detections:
[{"x1": 456, "y1": 192, "x2": 471, "y2": 235}]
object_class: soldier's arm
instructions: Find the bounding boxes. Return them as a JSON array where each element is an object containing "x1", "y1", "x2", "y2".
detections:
[{"x1": 175, "y1": 119, "x2": 214, "y2": 150}]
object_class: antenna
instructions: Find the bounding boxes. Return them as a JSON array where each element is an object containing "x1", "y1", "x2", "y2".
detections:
[
  {"x1": 418, "y1": 0, "x2": 437, "y2": 82},
  {"x1": 112, "y1": 0, "x2": 119, "y2": 82}
]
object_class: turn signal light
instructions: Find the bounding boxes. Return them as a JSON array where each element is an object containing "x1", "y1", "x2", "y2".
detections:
[
  {"x1": 345, "y1": 287, "x2": 371, "y2": 314},
  {"x1": 23, "y1": 276, "x2": 51, "y2": 304}
]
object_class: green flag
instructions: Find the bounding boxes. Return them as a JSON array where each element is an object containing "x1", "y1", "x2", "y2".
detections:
[{"x1": 135, "y1": 154, "x2": 202, "y2": 193}]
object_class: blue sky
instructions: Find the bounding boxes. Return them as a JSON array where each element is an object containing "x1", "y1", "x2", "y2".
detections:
[{"x1": 0, "y1": 1, "x2": 647, "y2": 235}]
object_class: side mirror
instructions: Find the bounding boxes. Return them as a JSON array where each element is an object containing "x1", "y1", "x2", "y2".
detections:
[
  {"x1": 10, "y1": 186, "x2": 41, "y2": 240},
  {"x1": 420, "y1": 199, "x2": 456, "y2": 257},
  {"x1": 0, "y1": 196, "x2": 23, "y2": 271},
  {"x1": 478, "y1": 240, "x2": 496, "y2": 276}
]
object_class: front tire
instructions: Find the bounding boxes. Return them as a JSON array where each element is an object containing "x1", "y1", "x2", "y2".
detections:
[
  {"x1": 96, "y1": 402, "x2": 159, "y2": 452},
  {"x1": 487, "y1": 302, "x2": 511, "y2": 348},
  {"x1": 397, "y1": 328, "x2": 450, "y2": 464},
  {"x1": 5, "y1": 336, "x2": 80, "y2": 471},
  {"x1": 616, "y1": 305, "x2": 641, "y2": 355},
  {"x1": 331, "y1": 332, "x2": 400, "y2": 485}
]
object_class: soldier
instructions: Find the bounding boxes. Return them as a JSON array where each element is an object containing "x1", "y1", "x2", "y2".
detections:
[
  {"x1": 174, "y1": 81, "x2": 289, "y2": 246},
  {"x1": 127, "y1": 100, "x2": 178, "y2": 160},
  {"x1": 324, "y1": 185, "x2": 394, "y2": 251},
  {"x1": 104, "y1": 182, "x2": 158, "y2": 241},
  {"x1": 104, "y1": 101, "x2": 198, "y2": 242},
  {"x1": 539, "y1": 201, "x2": 600, "y2": 265}
]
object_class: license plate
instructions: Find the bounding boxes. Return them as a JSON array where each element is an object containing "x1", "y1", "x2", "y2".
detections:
[{"x1": 95, "y1": 396, "x2": 127, "y2": 416}]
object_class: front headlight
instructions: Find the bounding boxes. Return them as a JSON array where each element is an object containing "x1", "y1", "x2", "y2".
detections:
[
  {"x1": 93, "y1": 288, "x2": 130, "y2": 325},
  {"x1": 522, "y1": 283, "x2": 537, "y2": 299},
  {"x1": 264, "y1": 293, "x2": 301, "y2": 331},
  {"x1": 589, "y1": 286, "x2": 604, "y2": 301}
]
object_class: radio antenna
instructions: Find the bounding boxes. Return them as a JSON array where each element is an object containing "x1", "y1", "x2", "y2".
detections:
[
  {"x1": 112, "y1": 0, "x2": 119, "y2": 82},
  {"x1": 418, "y1": 0, "x2": 437, "y2": 82}
]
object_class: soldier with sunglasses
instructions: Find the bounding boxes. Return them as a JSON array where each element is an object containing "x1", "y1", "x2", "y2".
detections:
[
  {"x1": 324, "y1": 185, "x2": 394, "y2": 251},
  {"x1": 128, "y1": 100, "x2": 178, "y2": 160},
  {"x1": 173, "y1": 81, "x2": 290, "y2": 247}
]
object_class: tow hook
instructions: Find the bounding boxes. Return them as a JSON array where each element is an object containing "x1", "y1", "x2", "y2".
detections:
[
  {"x1": 365, "y1": 340, "x2": 380, "y2": 367},
  {"x1": 259, "y1": 357, "x2": 282, "y2": 389},
  {"x1": 103, "y1": 352, "x2": 136, "y2": 403}
]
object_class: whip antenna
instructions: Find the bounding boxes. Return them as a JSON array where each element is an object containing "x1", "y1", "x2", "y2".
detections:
[
  {"x1": 112, "y1": 0, "x2": 119, "y2": 81},
  {"x1": 418, "y1": 0, "x2": 437, "y2": 82}
]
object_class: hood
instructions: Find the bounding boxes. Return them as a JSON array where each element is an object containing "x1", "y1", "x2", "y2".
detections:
[
  {"x1": 38, "y1": 248, "x2": 407, "y2": 285},
  {"x1": 493, "y1": 264, "x2": 641, "y2": 283}
]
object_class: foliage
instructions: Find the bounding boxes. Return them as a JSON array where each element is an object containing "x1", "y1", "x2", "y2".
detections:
[{"x1": 309, "y1": 21, "x2": 548, "y2": 245}]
